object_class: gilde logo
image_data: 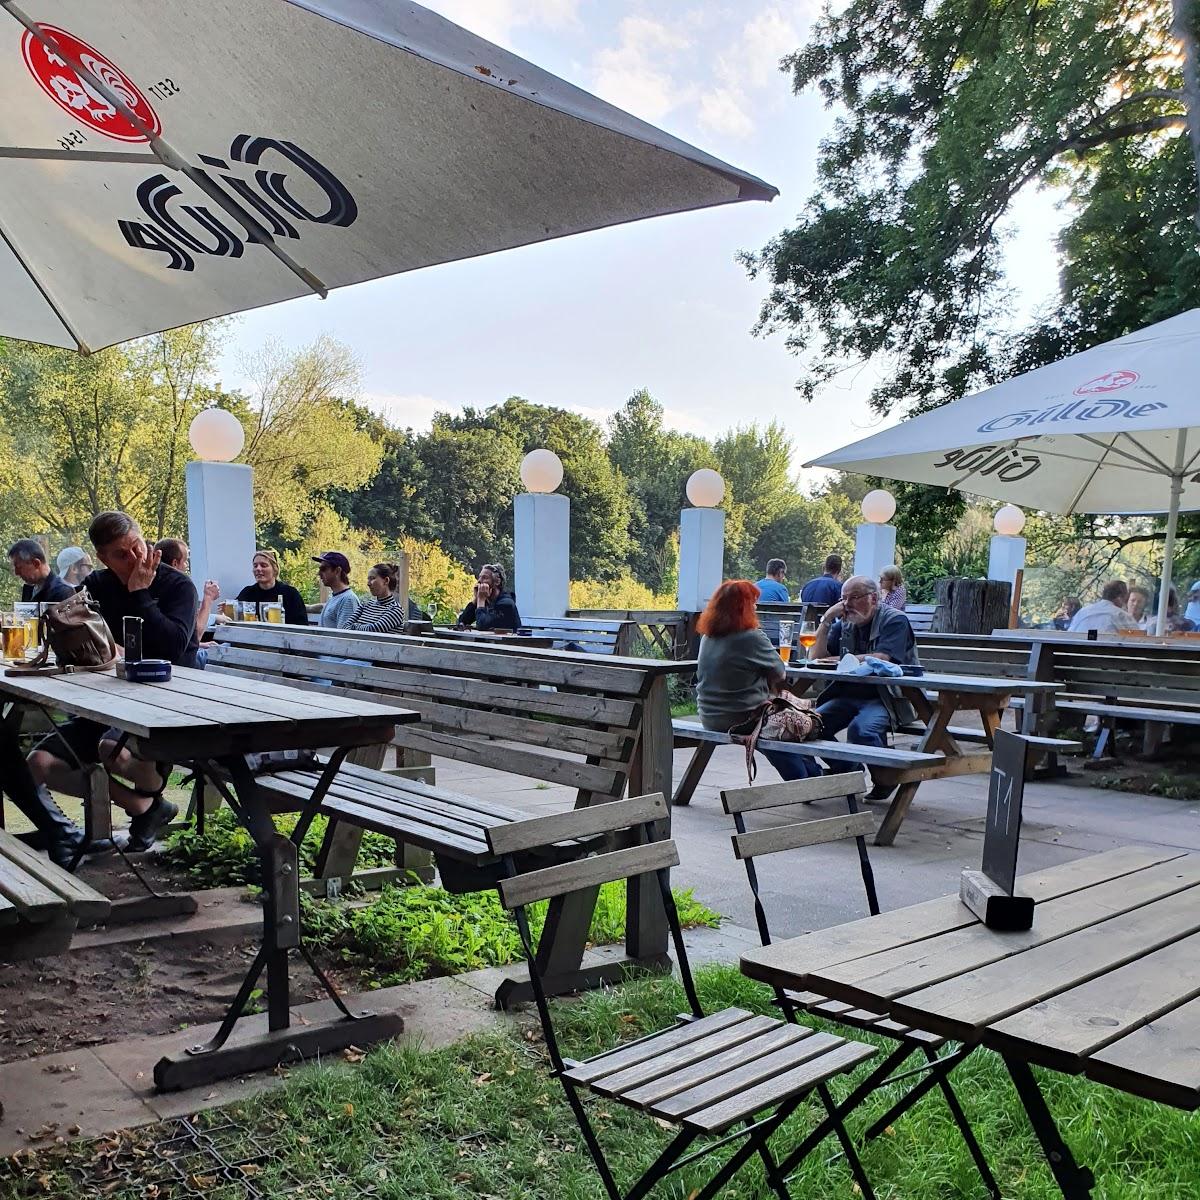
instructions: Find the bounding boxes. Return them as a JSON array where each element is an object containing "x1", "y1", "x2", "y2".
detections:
[
  {"x1": 1073, "y1": 370, "x2": 1139, "y2": 396},
  {"x1": 22, "y1": 25, "x2": 161, "y2": 142}
]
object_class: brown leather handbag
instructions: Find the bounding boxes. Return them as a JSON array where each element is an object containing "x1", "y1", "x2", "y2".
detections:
[{"x1": 6, "y1": 591, "x2": 117, "y2": 676}]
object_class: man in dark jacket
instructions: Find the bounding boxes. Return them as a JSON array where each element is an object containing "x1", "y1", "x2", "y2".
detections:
[
  {"x1": 8, "y1": 539, "x2": 76, "y2": 603},
  {"x1": 457, "y1": 563, "x2": 522, "y2": 632},
  {"x1": 27, "y1": 512, "x2": 200, "y2": 859}
]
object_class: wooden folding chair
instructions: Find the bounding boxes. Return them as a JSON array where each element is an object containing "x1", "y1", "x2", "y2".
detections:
[
  {"x1": 721, "y1": 770, "x2": 1001, "y2": 1200},
  {"x1": 488, "y1": 793, "x2": 880, "y2": 1200}
]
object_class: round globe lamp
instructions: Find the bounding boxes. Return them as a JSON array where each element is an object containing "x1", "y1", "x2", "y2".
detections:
[
  {"x1": 520, "y1": 448, "x2": 564, "y2": 494},
  {"x1": 994, "y1": 504, "x2": 1026, "y2": 536},
  {"x1": 188, "y1": 408, "x2": 245, "y2": 462},
  {"x1": 686, "y1": 468, "x2": 725, "y2": 508},
  {"x1": 861, "y1": 489, "x2": 896, "y2": 524}
]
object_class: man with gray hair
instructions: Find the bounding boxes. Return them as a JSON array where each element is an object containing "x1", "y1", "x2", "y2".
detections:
[
  {"x1": 809, "y1": 574, "x2": 919, "y2": 799},
  {"x1": 8, "y1": 538, "x2": 75, "y2": 603},
  {"x1": 27, "y1": 511, "x2": 200, "y2": 857}
]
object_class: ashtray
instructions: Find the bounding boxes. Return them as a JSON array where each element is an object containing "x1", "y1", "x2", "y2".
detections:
[{"x1": 123, "y1": 658, "x2": 172, "y2": 683}]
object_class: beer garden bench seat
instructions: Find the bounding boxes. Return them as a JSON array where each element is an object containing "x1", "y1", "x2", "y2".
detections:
[
  {"x1": 0, "y1": 827, "x2": 110, "y2": 962},
  {"x1": 671, "y1": 719, "x2": 944, "y2": 807},
  {"x1": 204, "y1": 624, "x2": 685, "y2": 1003},
  {"x1": 517, "y1": 616, "x2": 638, "y2": 655}
]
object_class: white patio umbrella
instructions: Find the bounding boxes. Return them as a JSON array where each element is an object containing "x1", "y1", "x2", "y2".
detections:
[
  {"x1": 808, "y1": 308, "x2": 1200, "y2": 634},
  {"x1": 0, "y1": 0, "x2": 775, "y2": 353}
]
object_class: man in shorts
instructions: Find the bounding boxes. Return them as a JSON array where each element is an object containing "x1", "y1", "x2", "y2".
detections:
[{"x1": 27, "y1": 512, "x2": 199, "y2": 856}]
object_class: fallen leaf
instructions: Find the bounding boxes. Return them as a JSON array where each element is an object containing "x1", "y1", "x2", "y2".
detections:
[{"x1": 343, "y1": 1102, "x2": 355, "y2": 1117}]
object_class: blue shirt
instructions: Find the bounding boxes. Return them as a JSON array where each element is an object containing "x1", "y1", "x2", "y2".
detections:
[
  {"x1": 800, "y1": 574, "x2": 843, "y2": 606},
  {"x1": 755, "y1": 577, "x2": 790, "y2": 603},
  {"x1": 319, "y1": 588, "x2": 359, "y2": 629}
]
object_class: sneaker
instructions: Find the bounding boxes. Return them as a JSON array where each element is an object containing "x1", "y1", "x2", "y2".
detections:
[
  {"x1": 125, "y1": 796, "x2": 178, "y2": 851},
  {"x1": 865, "y1": 783, "x2": 896, "y2": 802}
]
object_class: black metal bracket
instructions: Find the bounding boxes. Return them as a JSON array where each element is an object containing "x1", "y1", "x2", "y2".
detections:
[{"x1": 1006, "y1": 1057, "x2": 1095, "y2": 1199}]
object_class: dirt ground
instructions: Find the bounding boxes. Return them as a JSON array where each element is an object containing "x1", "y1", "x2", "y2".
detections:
[{"x1": 0, "y1": 924, "x2": 341, "y2": 1066}]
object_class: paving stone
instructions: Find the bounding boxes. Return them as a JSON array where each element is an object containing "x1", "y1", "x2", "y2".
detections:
[{"x1": 0, "y1": 1048, "x2": 154, "y2": 1156}]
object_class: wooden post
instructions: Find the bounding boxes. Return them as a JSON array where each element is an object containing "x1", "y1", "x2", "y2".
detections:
[
  {"x1": 395, "y1": 551, "x2": 410, "y2": 616},
  {"x1": 626, "y1": 675, "x2": 673, "y2": 962},
  {"x1": 931, "y1": 578, "x2": 1013, "y2": 634},
  {"x1": 1009, "y1": 568, "x2": 1024, "y2": 629}
]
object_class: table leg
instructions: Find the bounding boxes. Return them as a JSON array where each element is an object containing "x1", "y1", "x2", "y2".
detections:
[
  {"x1": 875, "y1": 781, "x2": 919, "y2": 846},
  {"x1": 153, "y1": 751, "x2": 404, "y2": 1091},
  {"x1": 1006, "y1": 1058, "x2": 1095, "y2": 1199}
]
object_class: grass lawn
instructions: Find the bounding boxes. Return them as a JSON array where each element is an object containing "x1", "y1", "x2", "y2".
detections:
[{"x1": 5, "y1": 965, "x2": 1196, "y2": 1199}]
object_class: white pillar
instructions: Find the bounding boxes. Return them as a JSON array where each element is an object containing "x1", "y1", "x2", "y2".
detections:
[
  {"x1": 514, "y1": 492, "x2": 569, "y2": 618},
  {"x1": 186, "y1": 461, "x2": 256, "y2": 600},
  {"x1": 854, "y1": 522, "x2": 897, "y2": 581},
  {"x1": 988, "y1": 535, "x2": 1027, "y2": 586},
  {"x1": 677, "y1": 507, "x2": 725, "y2": 611}
]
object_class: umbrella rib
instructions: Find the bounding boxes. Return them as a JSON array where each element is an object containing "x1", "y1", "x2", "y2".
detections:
[
  {"x1": 1064, "y1": 435, "x2": 1119, "y2": 515},
  {"x1": 0, "y1": 146, "x2": 160, "y2": 165},
  {"x1": 1120, "y1": 434, "x2": 1174, "y2": 474},
  {"x1": 1074, "y1": 434, "x2": 1164, "y2": 474},
  {"x1": 0, "y1": 214, "x2": 89, "y2": 353},
  {"x1": 1, "y1": 1, "x2": 328, "y2": 301}
]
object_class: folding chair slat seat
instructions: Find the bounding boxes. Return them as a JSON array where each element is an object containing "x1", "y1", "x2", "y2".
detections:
[
  {"x1": 490, "y1": 794, "x2": 881, "y2": 1200},
  {"x1": 720, "y1": 770, "x2": 1002, "y2": 1200}
]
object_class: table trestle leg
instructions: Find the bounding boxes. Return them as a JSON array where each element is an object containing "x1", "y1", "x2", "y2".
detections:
[{"x1": 1005, "y1": 1057, "x2": 1095, "y2": 1199}]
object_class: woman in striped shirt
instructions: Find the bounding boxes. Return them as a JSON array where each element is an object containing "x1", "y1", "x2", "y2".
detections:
[
  {"x1": 348, "y1": 562, "x2": 407, "y2": 633},
  {"x1": 879, "y1": 564, "x2": 907, "y2": 612}
]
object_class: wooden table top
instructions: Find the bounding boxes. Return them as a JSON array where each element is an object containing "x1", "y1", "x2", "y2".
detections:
[
  {"x1": 741, "y1": 846, "x2": 1200, "y2": 1111},
  {"x1": 0, "y1": 665, "x2": 413, "y2": 760},
  {"x1": 785, "y1": 664, "x2": 1062, "y2": 696},
  {"x1": 988, "y1": 628, "x2": 1200, "y2": 649}
]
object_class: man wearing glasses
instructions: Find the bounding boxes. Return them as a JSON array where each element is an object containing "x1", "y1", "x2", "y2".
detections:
[{"x1": 809, "y1": 575, "x2": 919, "y2": 799}]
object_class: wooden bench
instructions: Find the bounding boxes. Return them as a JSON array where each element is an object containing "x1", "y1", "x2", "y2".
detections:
[
  {"x1": 0, "y1": 827, "x2": 110, "y2": 961},
  {"x1": 205, "y1": 623, "x2": 687, "y2": 1004},
  {"x1": 519, "y1": 616, "x2": 638, "y2": 655},
  {"x1": 918, "y1": 631, "x2": 1200, "y2": 756},
  {"x1": 904, "y1": 603, "x2": 937, "y2": 632},
  {"x1": 672, "y1": 719, "x2": 944, "y2": 808}
]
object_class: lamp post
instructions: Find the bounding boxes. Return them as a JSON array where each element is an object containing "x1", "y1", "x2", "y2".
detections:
[
  {"x1": 185, "y1": 408, "x2": 255, "y2": 600},
  {"x1": 988, "y1": 504, "x2": 1027, "y2": 584},
  {"x1": 677, "y1": 469, "x2": 726, "y2": 612},
  {"x1": 854, "y1": 488, "x2": 897, "y2": 581},
  {"x1": 513, "y1": 449, "x2": 569, "y2": 618}
]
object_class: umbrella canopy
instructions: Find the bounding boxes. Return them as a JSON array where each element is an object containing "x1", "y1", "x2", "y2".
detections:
[
  {"x1": 808, "y1": 308, "x2": 1200, "y2": 633},
  {"x1": 0, "y1": 0, "x2": 776, "y2": 353}
]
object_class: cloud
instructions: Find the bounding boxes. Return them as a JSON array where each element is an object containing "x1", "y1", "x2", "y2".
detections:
[
  {"x1": 590, "y1": 16, "x2": 695, "y2": 122},
  {"x1": 361, "y1": 391, "x2": 442, "y2": 430},
  {"x1": 695, "y1": 7, "x2": 804, "y2": 139},
  {"x1": 421, "y1": 0, "x2": 581, "y2": 49}
]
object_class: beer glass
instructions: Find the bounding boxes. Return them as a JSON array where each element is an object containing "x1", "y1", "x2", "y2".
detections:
[
  {"x1": 263, "y1": 601, "x2": 284, "y2": 625},
  {"x1": 798, "y1": 620, "x2": 819, "y2": 658},
  {"x1": 14, "y1": 602, "x2": 40, "y2": 653},
  {"x1": 1, "y1": 615, "x2": 26, "y2": 660},
  {"x1": 777, "y1": 619, "x2": 794, "y2": 664},
  {"x1": 238, "y1": 601, "x2": 260, "y2": 622}
]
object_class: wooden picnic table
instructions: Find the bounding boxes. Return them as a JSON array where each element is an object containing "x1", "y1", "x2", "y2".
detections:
[
  {"x1": 783, "y1": 664, "x2": 1062, "y2": 844},
  {"x1": 741, "y1": 845, "x2": 1200, "y2": 1198},
  {"x1": 0, "y1": 665, "x2": 413, "y2": 1091}
]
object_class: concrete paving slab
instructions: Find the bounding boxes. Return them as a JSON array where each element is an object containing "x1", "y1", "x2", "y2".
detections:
[{"x1": 0, "y1": 1048, "x2": 155, "y2": 1155}]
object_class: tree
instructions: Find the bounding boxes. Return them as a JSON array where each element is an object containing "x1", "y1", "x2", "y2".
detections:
[
  {"x1": 235, "y1": 337, "x2": 384, "y2": 537},
  {"x1": 744, "y1": 0, "x2": 1192, "y2": 418},
  {"x1": 0, "y1": 324, "x2": 226, "y2": 541},
  {"x1": 608, "y1": 390, "x2": 715, "y2": 590},
  {"x1": 443, "y1": 398, "x2": 634, "y2": 580}
]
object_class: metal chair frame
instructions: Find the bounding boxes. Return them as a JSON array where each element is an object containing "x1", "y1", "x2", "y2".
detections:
[
  {"x1": 722, "y1": 770, "x2": 1001, "y2": 1200},
  {"x1": 493, "y1": 794, "x2": 880, "y2": 1200}
]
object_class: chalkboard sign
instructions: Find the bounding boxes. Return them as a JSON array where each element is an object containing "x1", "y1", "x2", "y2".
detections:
[{"x1": 982, "y1": 728, "x2": 1029, "y2": 895}]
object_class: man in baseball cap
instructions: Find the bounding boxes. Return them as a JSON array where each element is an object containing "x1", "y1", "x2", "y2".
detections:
[{"x1": 313, "y1": 552, "x2": 358, "y2": 628}]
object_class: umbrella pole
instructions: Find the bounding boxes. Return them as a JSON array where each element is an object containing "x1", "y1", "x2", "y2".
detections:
[{"x1": 1156, "y1": 431, "x2": 1188, "y2": 636}]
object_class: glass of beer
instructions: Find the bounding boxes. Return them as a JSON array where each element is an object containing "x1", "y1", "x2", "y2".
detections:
[
  {"x1": 777, "y1": 619, "x2": 794, "y2": 664},
  {"x1": 1, "y1": 615, "x2": 26, "y2": 660},
  {"x1": 14, "y1": 603, "x2": 40, "y2": 653},
  {"x1": 798, "y1": 620, "x2": 819, "y2": 659},
  {"x1": 238, "y1": 601, "x2": 260, "y2": 622},
  {"x1": 263, "y1": 601, "x2": 284, "y2": 625}
]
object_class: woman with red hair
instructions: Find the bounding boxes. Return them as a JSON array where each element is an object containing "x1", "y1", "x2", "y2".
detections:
[{"x1": 695, "y1": 580, "x2": 820, "y2": 780}]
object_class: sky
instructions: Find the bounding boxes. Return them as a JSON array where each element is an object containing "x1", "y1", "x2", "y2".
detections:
[{"x1": 217, "y1": 0, "x2": 1067, "y2": 481}]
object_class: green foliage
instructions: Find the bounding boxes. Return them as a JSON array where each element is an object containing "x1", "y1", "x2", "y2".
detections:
[
  {"x1": 899, "y1": 508, "x2": 991, "y2": 602},
  {"x1": 161, "y1": 806, "x2": 719, "y2": 986},
  {"x1": 745, "y1": 0, "x2": 1189, "y2": 418},
  {"x1": 159, "y1": 807, "x2": 399, "y2": 886}
]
